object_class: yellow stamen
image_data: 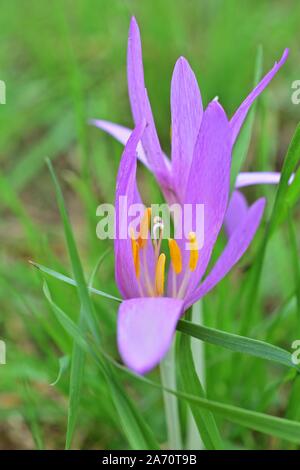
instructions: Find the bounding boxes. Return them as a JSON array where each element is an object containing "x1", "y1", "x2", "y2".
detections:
[
  {"x1": 155, "y1": 253, "x2": 166, "y2": 296},
  {"x1": 138, "y1": 207, "x2": 152, "y2": 248},
  {"x1": 188, "y1": 231, "x2": 199, "y2": 272},
  {"x1": 130, "y1": 228, "x2": 140, "y2": 278},
  {"x1": 168, "y1": 239, "x2": 182, "y2": 274}
]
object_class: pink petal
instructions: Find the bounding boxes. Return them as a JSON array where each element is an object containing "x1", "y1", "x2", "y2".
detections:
[
  {"x1": 185, "y1": 198, "x2": 265, "y2": 309},
  {"x1": 224, "y1": 190, "x2": 248, "y2": 238},
  {"x1": 90, "y1": 119, "x2": 150, "y2": 169},
  {"x1": 236, "y1": 171, "x2": 283, "y2": 188},
  {"x1": 179, "y1": 101, "x2": 231, "y2": 299},
  {"x1": 127, "y1": 17, "x2": 168, "y2": 185},
  {"x1": 117, "y1": 297, "x2": 184, "y2": 374},
  {"x1": 171, "y1": 57, "x2": 203, "y2": 202},
  {"x1": 230, "y1": 49, "x2": 289, "y2": 143},
  {"x1": 114, "y1": 120, "x2": 146, "y2": 298}
]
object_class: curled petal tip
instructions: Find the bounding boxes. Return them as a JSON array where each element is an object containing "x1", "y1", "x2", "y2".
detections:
[
  {"x1": 281, "y1": 48, "x2": 289, "y2": 62},
  {"x1": 276, "y1": 48, "x2": 289, "y2": 67}
]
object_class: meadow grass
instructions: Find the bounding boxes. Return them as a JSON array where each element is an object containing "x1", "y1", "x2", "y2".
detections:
[{"x1": 1, "y1": 0, "x2": 300, "y2": 449}]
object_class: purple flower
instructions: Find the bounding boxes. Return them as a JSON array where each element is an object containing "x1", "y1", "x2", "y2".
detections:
[
  {"x1": 114, "y1": 117, "x2": 264, "y2": 375},
  {"x1": 91, "y1": 17, "x2": 288, "y2": 205},
  {"x1": 94, "y1": 18, "x2": 288, "y2": 375}
]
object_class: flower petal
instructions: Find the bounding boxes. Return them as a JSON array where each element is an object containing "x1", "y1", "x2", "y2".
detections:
[
  {"x1": 90, "y1": 118, "x2": 172, "y2": 173},
  {"x1": 117, "y1": 297, "x2": 184, "y2": 374},
  {"x1": 185, "y1": 198, "x2": 265, "y2": 309},
  {"x1": 236, "y1": 171, "x2": 287, "y2": 188},
  {"x1": 171, "y1": 57, "x2": 203, "y2": 202},
  {"x1": 230, "y1": 49, "x2": 289, "y2": 144},
  {"x1": 224, "y1": 190, "x2": 248, "y2": 238},
  {"x1": 114, "y1": 120, "x2": 146, "y2": 298},
  {"x1": 90, "y1": 119, "x2": 150, "y2": 169},
  {"x1": 127, "y1": 17, "x2": 168, "y2": 185},
  {"x1": 179, "y1": 101, "x2": 231, "y2": 298}
]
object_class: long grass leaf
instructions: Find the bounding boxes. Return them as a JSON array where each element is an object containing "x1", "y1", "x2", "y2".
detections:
[
  {"x1": 179, "y1": 327, "x2": 224, "y2": 449},
  {"x1": 46, "y1": 160, "x2": 159, "y2": 449},
  {"x1": 177, "y1": 319, "x2": 298, "y2": 371}
]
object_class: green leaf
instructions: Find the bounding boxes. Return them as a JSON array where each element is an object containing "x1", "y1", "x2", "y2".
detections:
[
  {"x1": 46, "y1": 159, "x2": 159, "y2": 450},
  {"x1": 240, "y1": 123, "x2": 300, "y2": 335},
  {"x1": 101, "y1": 348, "x2": 300, "y2": 445},
  {"x1": 50, "y1": 355, "x2": 70, "y2": 386},
  {"x1": 177, "y1": 319, "x2": 299, "y2": 371},
  {"x1": 268, "y1": 123, "x2": 300, "y2": 234},
  {"x1": 43, "y1": 282, "x2": 91, "y2": 354},
  {"x1": 66, "y1": 249, "x2": 110, "y2": 449},
  {"x1": 287, "y1": 213, "x2": 300, "y2": 320},
  {"x1": 43, "y1": 284, "x2": 300, "y2": 446},
  {"x1": 29, "y1": 261, "x2": 121, "y2": 303},
  {"x1": 43, "y1": 280, "x2": 159, "y2": 450},
  {"x1": 179, "y1": 325, "x2": 224, "y2": 449}
]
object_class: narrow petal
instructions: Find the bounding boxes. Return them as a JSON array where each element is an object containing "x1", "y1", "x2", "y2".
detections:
[
  {"x1": 235, "y1": 171, "x2": 294, "y2": 189},
  {"x1": 230, "y1": 49, "x2": 289, "y2": 143},
  {"x1": 114, "y1": 120, "x2": 146, "y2": 298},
  {"x1": 90, "y1": 119, "x2": 150, "y2": 169},
  {"x1": 127, "y1": 17, "x2": 168, "y2": 184},
  {"x1": 117, "y1": 297, "x2": 184, "y2": 374},
  {"x1": 236, "y1": 171, "x2": 283, "y2": 188},
  {"x1": 185, "y1": 198, "x2": 265, "y2": 309},
  {"x1": 179, "y1": 101, "x2": 231, "y2": 298},
  {"x1": 171, "y1": 57, "x2": 203, "y2": 201},
  {"x1": 224, "y1": 190, "x2": 248, "y2": 238}
]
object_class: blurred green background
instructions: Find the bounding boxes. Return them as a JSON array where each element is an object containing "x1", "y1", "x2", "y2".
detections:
[{"x1": 0, "y1": 0, "x2": 300, "y2": 449}]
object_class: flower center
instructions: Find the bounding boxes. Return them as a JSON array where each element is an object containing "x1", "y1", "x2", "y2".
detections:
[{"x1": 129, "y1": 207, "x2": 199, "y2": 298}]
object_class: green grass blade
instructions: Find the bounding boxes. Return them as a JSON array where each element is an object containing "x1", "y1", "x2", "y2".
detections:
[
  {"x1": 240, "y1": 123, "x2": 300, "y2": 335},
  {"x1": 178, "y1": 328, "x2": 224, "y2": 449},
  {"x1": 66, "y1": 249, "x2": 111, "y2": 449},
  {"x1": 43, "y1": 283, "x2": 300, "y2": 446},
  {"x1": 46, "y1": 160, "x2": 159, "y2": 449},
  {"x1": 160, "y1": 339, "x2": 182, "y2": 449},
  {"x1": 268, "y1": 123, "x2": 300, "y2": 234},
  {"x1": 287, "y1": 213, "x2": 300, "y2": 321},
  {"x1": 43, "y1": 282, "x2": 90, "y2": 354},
  {"x1": 50, "y1": 355, "x2": 70, "y2": 386},
  {"x1": 177, "y1": 319, "x2": 298, "y2": 371},
  {"x1": 46, "y1": 158, "x2": 102, "y2": 344},
  {"x1": 43, "y1": 280, "x2": 159, "y2": 450},
  {"x1": 20, "y1": 381, "x2": 45, "y2": 450},
  {"x1": 66, "y1": 315, "x2": 86, "y2": 449},
  {"x1": 100, "y1": 349, "x2": 300, "y2": 445},
  {"x1": 29, "y1": 261, "x2": 121, "y2": 302}
]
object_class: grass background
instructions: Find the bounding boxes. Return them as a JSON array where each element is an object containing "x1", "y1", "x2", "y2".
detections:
[{"x1": 0, "y1": 0, "x2": 300, "y2": 449}]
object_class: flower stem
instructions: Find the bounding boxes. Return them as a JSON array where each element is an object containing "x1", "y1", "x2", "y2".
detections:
[
  {"x1": 186, "y1": 300, "x2": 205, "y2": 449},
  {"x1": 160, "y1": 337, "x2": 182, "y2": 449}
]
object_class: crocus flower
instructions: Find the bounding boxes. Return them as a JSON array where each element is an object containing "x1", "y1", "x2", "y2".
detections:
[
  {"x1": 91, "y1": 17, "x2": 288, "y2": 206},
  {"x1": 94, "y1": 18, "x2": 288, "y2": 375},
  {"x1": 115, "y1": 118, "x2": 265, "y2": 374}
]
